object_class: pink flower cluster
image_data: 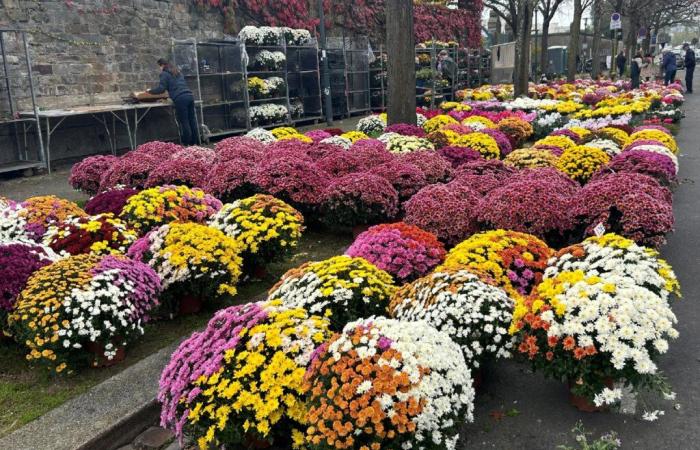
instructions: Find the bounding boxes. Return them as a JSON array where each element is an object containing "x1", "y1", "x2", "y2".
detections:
[
  {"x1": 595, "y1": 150, "x2": 677, "y2": 186},
  {"x1": 346, "y1": 222, "x2": 445, "y2": 282},
  {"x1": 145, "y1": 158, "x2": 209, "y2": 188},
  {"x1": 398, "y1": 151, "x2": 453, "y2": 184},
  {"x1": 69, "y1": 155, "x2": 118, "y2": 195},
  {"x1": 321, "y1": 173, "x2": 399, "y2": 227},
  {"x1": 385, "y1": 123, "x2": 426, "y2": 137},
  {"x1": 84, "y1": 188, "x2": 139, "y2": 216},
  {"x1": 252, "y1": 156, "x2": 331, "y2": 211},
  {"x1": 369, "y1": 160, "x2": 428, "y2": 202}
]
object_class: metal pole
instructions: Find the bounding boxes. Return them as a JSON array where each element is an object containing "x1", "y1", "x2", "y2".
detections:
[
  {"x1": 23, "y1": 31, "x2": 46, "y2": 171},
  {"x1": 317, "y1": 0, "x2": 333, "y2": 125}
]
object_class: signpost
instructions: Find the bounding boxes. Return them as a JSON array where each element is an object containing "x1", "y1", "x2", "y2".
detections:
[
  {"x1": 610, "y1": 13, "x2": 622, "y2": 76},
  {"x1": 610, "y1": 12, "x2": 622, "y2": 30}
]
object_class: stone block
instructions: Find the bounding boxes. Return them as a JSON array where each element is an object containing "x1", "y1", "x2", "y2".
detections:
[
  {"x1": 133, "y1": 427, "x2": 175, "y2": 450},
  {"x1": 32, "y1": 64, "x2": 53, "y2": 75}
]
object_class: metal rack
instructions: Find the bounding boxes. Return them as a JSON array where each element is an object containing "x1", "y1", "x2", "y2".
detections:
[
  {"x1": 172, "y1": 38, "x2": 249, "y2": 142},
  {"x1": 286, "y1": 40, "x2": 323, "y2": 124},
  {"x1": 244, "y1": 34, "x2": 292, "y2": 128},
  {"x1": 369, "y1": 46, "x2": 387, "y2": 112},
  {"x1": 328, "y1": 36, "x2": 372, "y2": 117},
  {"x1": 0, "y1": 29, "x2": 45, "y2": 174}
]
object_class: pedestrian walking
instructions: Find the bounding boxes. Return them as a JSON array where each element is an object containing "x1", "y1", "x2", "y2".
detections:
[
  {"x1": 148, "y1": 58, "x2": 199, "y2": 145},
  {"x1": 640, "y1": 53, "x2": 655, "y2": 82},
  {"x1": 630, "y1": 51, "x2": 644, "y2": 89},
  {"x1": 661, "y1": 48, "x2": 677, "y2": 86},
  {"x1": 616, "y1": 50, "x2": 626, "y2": 77},
  {"x1": 683, "y1": 43, "x2": 696, "y2": 93}
]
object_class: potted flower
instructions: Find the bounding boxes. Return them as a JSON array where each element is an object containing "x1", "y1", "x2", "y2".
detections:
[
  {"x1": 268, "y1": 255, "x2": 396, "y2": 331},
  {"x1": 84, "y1": 187, "x2": 139, "y2": 216},
  {"x1": 320, "y1": 172, "x2": 399, "y2": 232},
  {"x1": 389, "y1": 269, "x2": 514, "y2": 387},
  {"x1": 44, "y1": 213, "x2": 138, "y2": 256},
  {"x1": 208, "y1": 194, "x2": 305, "y2": 278},
  {"x1": 69, "y1": 155, "x2": 119, "y2": 195},
  {"x1": 511, "y1": 234, "x2": 680, "y2": 411},
  {"x1": 557, "y1": 145, "x2": 611, "y2": 184},
  {"x1": 158, "y1": 300, "x2": 330, "y2": 449},
  {"x1": 440, "y1": 229, "x2": 553, "y2": 297},
  {"x1": 127, "y1": 222, "x2": 243, "y2": 316},
  {"x1": 305, "y1": 317, "x2": 475, "y2": 449},
  {"x1": 8, "y1": 254, "x2": 160, "y2": 372},
  {"x1": 119, "y1": 185, "x2": 222, "y2": 234},
  {"x1": 346, "y1": 222, "x2": 445, "y2": 283}
]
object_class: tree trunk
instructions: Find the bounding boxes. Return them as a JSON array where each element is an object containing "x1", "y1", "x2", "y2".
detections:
[
  {"x1": 540, "y1": 17, "x2": 551, "y2": 77},
  {"x1": 591, "y1": 0, "x2": 602, "y2": 78},
  {"x1": 514, "y1": 0, "x2": 534, "y2": 96},
  {"x1": 567, "y1": 0, "x2": 583, "y2": 81},
  {"x1": 386, "y1": 0, "x2": 416, "y2": 125}
]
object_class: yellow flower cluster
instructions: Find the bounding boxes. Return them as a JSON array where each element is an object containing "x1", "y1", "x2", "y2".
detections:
[
  {"x1": 120, "y1": 185, "x2": 219, "y2": 232},
  {"x1": 572, "y1": 99, "x2": 651, "y2": 119},
  {"x1": 594, "y1": 127, "x2": 629, "y2": 147},
  {"x1": 21, "y1": 195, "x2": 86, "y2": 227},
  {"x1": 188, "y1": 301, "x2": 331, "y2": 449},
  {"x1": 154, "y1": 222, "x2": 243, "y2": 296},
  {"x1": 567, "y1": 126, "x2": 593, "y2": 140},
  {"x1": 510, "y1": 270, "x2": 578, "y2": 333},
  {"x1": 277, "y1": 133, "x2": 313, "y2": 143},
  {"x1": 340, "y1": 130, "x2": 370, "y2": 143},
  {"x1": 271, "y1": 127, "x2": 299, "y2": 139},
  {"x1": 533, "y1": 135, "x2": 577, "y2": 152},
  {"x1": 209, "y1": 194, "x2": 304, "y2": 265},
  {"x1": 247, "y1": 77, "x2": 268, "y2": 95},
  {"x1": 439, "y1": 229, "x2": 552, "y2": 298},
  {"x1": 422, "y1": 114, "x2": 458, "y2": 133},
  {"x1": 542, "y1": 100, "x2": 585, "y2": 114},
  {"x1": 504, "y1": 148, "x2": 559, "y2": 169},
  {"x1": 439, "y1": 101, "x2": 472, "y2": 112},
  {"x1": 44, "y1": 213, "x2": 138, "y2": 256},
  {"x1": 461, "y1": 116, "x2": 497, "y2": 129},
  {"x1": 452, "y1": 132, "x2": 500, "y2": 159},
  {"x1": 8, "y1": 254, "x2": 97, "y2": 373},
  {"x1": 556, "y1": 145, "x2": 610, "y2": 184},
  {"x1": 629, "y1": 129, "x2": 678, "y2": 154}
]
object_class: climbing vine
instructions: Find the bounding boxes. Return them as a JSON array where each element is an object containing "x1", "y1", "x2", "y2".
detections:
[{"x1": 193, "y1": 0, "x2": 483, "y2": 47}]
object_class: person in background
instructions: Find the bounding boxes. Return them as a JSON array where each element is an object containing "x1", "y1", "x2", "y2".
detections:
[
  {"x1": 640, "y1": 52, "x2": 655, "y2": 82},
  {"x1": 616, "y1": 50, "x2": 627, "y2": 77},
  {"x1": 437, "y1": 50, "x2": 456, "y2": 84},
  {"x1": 630, "y1": 51, "x2": 644, "y2": 89},
  {"x1": 661, "y1": 48, "x2": 677, "y2": 86},
  {"x1": 683, "y1": 43, "x2": 696, "y2": 93},
  {"x1": 148, "y1": 58, "x2": 199, "y2": 145}
]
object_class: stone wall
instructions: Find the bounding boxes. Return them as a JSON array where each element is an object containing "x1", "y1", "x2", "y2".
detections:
[{"x1": 0, "y1": 0, "x2": 224, "y2": 165}]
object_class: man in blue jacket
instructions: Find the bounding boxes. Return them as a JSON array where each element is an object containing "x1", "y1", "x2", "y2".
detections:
[
  {"x1": 148, "y1": 58, "x2": 199, "y2": 145},
  {"x1": 683, "y1": 43, "x2": 696, "y2": 93},
  {"x1": 661, "y1": 49, "x2": 677, "y2": 86}
]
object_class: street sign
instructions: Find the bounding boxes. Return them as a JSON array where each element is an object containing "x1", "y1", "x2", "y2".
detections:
[{"x1": 610, "y1": 12, "x2": 622, "y2": 30}]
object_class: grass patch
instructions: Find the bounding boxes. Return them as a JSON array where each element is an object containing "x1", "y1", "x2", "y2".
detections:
[{"x1": 0, "y1": 229, "x2": 351, "y2": 437}]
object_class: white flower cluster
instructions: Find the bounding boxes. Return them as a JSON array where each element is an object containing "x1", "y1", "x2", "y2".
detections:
[
  {"x1": 331, "y1": 317, "x2": 475, "y2": 450},
  {"x1": 416, "y1": 113, "x2": 427, "y2": 127},
  {"x1": 535, "y1": 112, "x2": 564, "y2": 127},
  {"x1": 543, "y1": 273, "x2": 678, "y2": 375},
  {"x1": 356, "y1": 114, "x2": 386, "y2": 136},
  {"x1": 253, "y1": 50, "x2": 286, "y2": 70},
  {"x1": 593, "y1": 387, "x2": 623, "y2": 407},
  {"x1": 61, "y1": 268, "x2": 151, "y2": 360},
  {"x1": 319, "y1": 135, "x2": 352, "y2": 149},
  {"x1": 562, "y1": 114, "x2": 633, "y2": 130},
  {"x1": 391, "y1": 270, "x2": 514, "y2": 369},
  {"x1": 270, "y1": 270, "x2": 352, "y2": 315},
  {"x1": 282, "y1": 27, "x2": 313, "y2": 46},
  {"x1": 504, "y1": 98, "x2": 560, "y2": 111},
  {"x1": 245, "y1": 127, "x2": 277, "y2": 143},
  {"x1": 586, "y1": 138, "x2": 621, "y2": 156},
  {"x1": 248, "y1": 104, "x2": 288, "y2": 125},
  {"x1": 377, "y1": 132, "x2": 401, "y2": 144},
  {"x1": 0, "y1": 203, "x2": 33, "y2": 243},
  {"x1": 545, "y1": 235, "x2": 679, "y2": 301},
  {"x1": 239, "y1": 26, "x2": 280, "y2": 45},
  {"x1": 387, "y1": 135, "x2": 435, "y2": 154}
]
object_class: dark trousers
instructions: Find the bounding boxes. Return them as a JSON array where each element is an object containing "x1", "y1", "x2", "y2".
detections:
[
  {"x1": 664, "y1": 69, "x2": 676, "y2": 86},
  {"x1": 631, "y1": 75, "x2": 640, "y2": 89},
  {"x1": 174, "y1": 94, "x2": 199, "y2": 145},
  {"x1": 686, "y1": 66, "x2": 695, "y2": 92},
  {"x1": 617, "y1": 65, "x2": 625, "y2": 76}
]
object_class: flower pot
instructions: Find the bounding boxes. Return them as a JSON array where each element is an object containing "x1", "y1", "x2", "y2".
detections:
[
  {"x1": 567, "y1": 378, "x2": 614, "y2": 412},
  {"x1": 85, "y1": 341, "x2": 126, "y2": 368},
  {"x1": 178, "y1": 294, "x2": 203, "y2": 315},
  {"x1": 352, "y1": 224, "x2": 371, "y2": 239}
]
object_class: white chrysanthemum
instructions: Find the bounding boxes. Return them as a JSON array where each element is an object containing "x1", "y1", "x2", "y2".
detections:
[{"x1": 245, "y1": 127, "x2": 277, "y2": 143}]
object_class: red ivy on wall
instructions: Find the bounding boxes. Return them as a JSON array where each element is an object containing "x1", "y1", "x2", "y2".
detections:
[{"x1": 194, "y1": 0, "x2": 483, "y2": 48}]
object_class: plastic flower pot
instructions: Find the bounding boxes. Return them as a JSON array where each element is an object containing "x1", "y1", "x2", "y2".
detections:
[
  {"x1": 85, "y1": 341, "x2": 126, "y2": 368},
  {"x1": 567, "y1": 378, "x2": 614, "y2": 412},
  {"x1": 178, "y1": 294, "x2": 203, "y2": 315}
]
